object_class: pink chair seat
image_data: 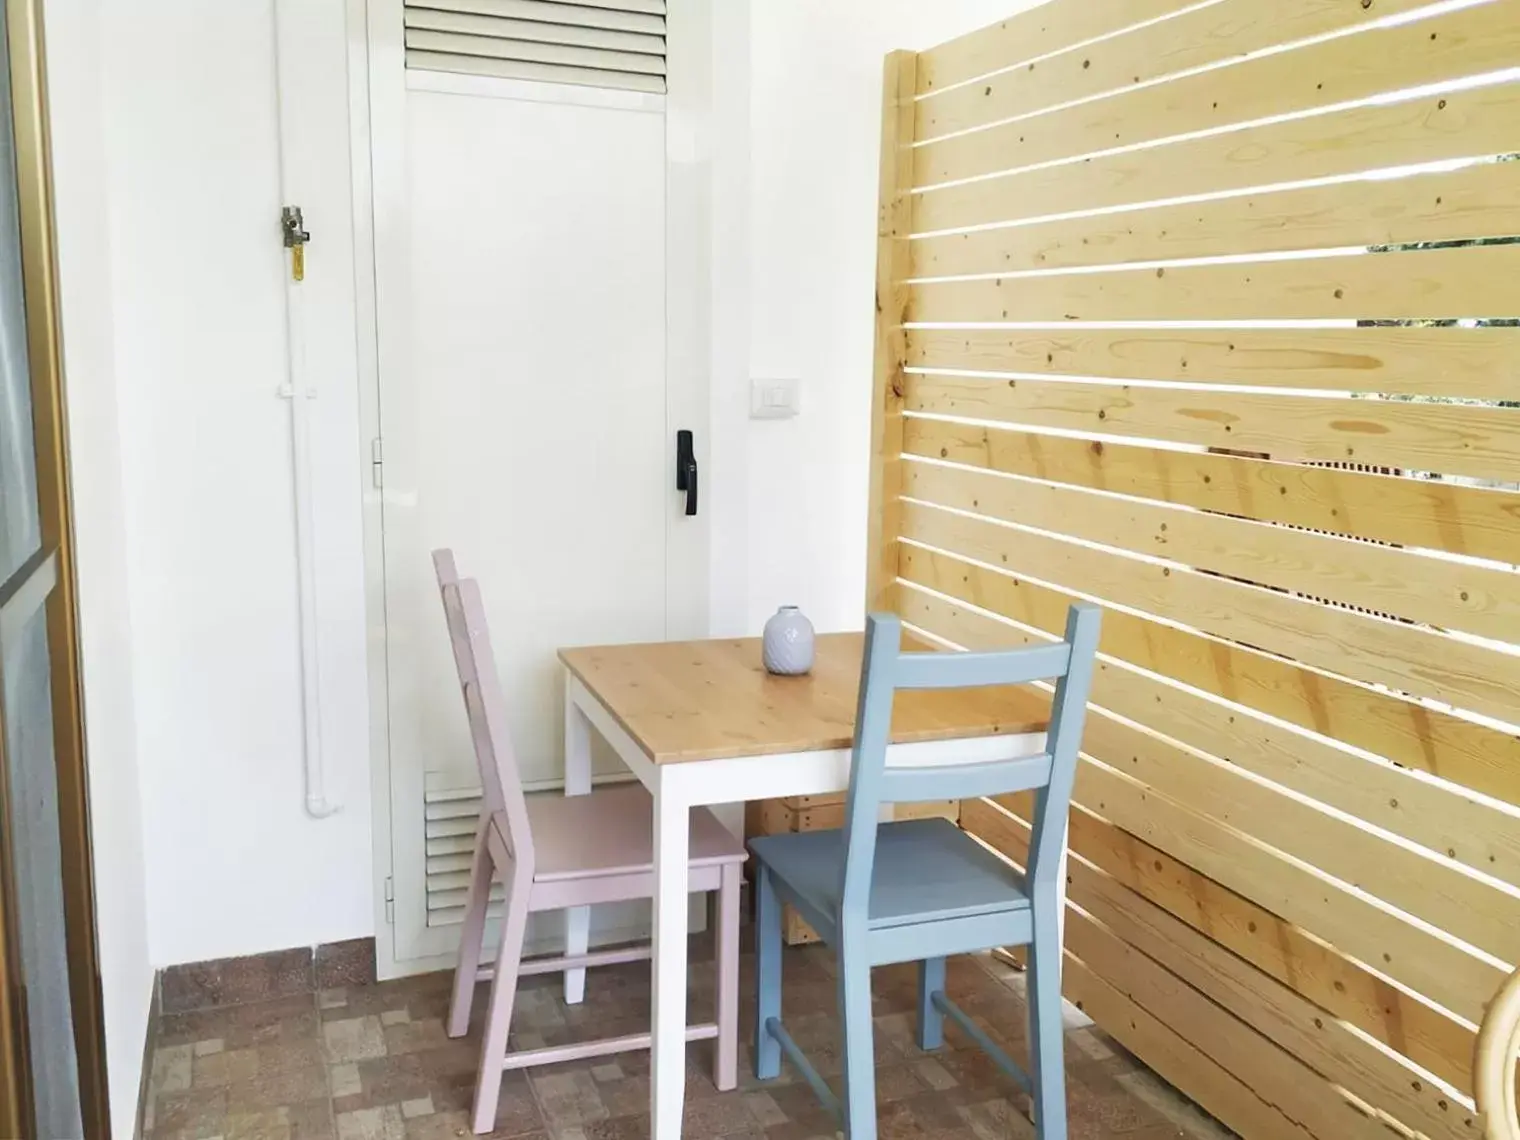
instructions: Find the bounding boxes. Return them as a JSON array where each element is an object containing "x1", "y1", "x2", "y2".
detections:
[{"x1": 522, "y1": 783, "x2": 746, "y2": 882}]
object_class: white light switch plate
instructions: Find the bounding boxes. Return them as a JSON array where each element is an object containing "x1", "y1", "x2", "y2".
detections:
[{"x1": 750, "y1": 377, "x2": 800, "y2": 420}]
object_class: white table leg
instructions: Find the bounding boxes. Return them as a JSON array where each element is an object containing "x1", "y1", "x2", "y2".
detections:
[
  {"x1": 563, "y1": 675, "x2": 593, "y2": 1004},
  {"x1": 650, "y1": 773, "x2": 690, "y2": 1139}
]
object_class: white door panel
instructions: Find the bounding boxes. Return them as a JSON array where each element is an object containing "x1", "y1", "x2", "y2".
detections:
[
  {"x1": 379, "y1": 82, "x2": 680, "y2": 965},
  {"x1": 406, "y1": 88, "x2": 668, "y2": 788}
]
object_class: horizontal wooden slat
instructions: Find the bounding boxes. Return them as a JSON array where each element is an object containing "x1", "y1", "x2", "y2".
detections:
[
  {"x1": 910, "y1": 583, "x2": 1520, "y2": 894},
  {"x1": 971, "y1": 797, "x2": 1402, "y2": 1140},
  {"x1": 1065, "y1": 881, "x2": 1412, "y2": 1140},
  {"x1": 905, "y1": 459, "x2": 1520, "y2": 645},
  {"x1": 404, "y1": 8, "x2": 664, "y2": 54},
  {"x1": 903, "y1": 418, "x2": 1520, "y2": 564},
  {"x1": 405, "y1": 50, "x2": 666, "y2": 92},
  {"x1": 965, "y1": 789, "x2": 1478, "y2": 1095},
  {"x1": 910, "y1": 581, "x2": 1520, "y2": 961},
  {"x1": 912, "y1": 159, "x2": 1520, "y2": 278},
  {"x1": 915, "y1": 0, "x2": 1520, "y2": 188},
  {"x1": 897, "y1": 555, "x2": 1520, "y2": 809},
  {"x1": 905, "y1": 373, "x2": 1520, "y2": 485},
  {"x1": 910, "y1": 244, "x2": 1520, "y2": 324},
  {"x1": 1073, "y1": 755, "x2": 1503, "y2": 1021},
  {"x1": 406, "y1": 28, "x2": 665, "y2": 74},
  {"x1": 900, "y1": 501, "x2": 1520, "y2": 730},
  {"x1": 916, "y1": 0, "x2": 1444, "y2": 141},
  {"x1": 1086, "y1": 711, "x2": 1520, "y2": 964},
  {"x1": 914, "y1": 0, "x2": 1195, "y2": 96},
  {"x1": 967, "y1": 798, "x2": 1477, "y2": 1139},
  {"x1": 409, "y1": 0, "x2": 665, "y2": 35},
  {"x1": 905, "y1": 324, "x2": 1520, "y2": 402},
  {"x1": 1061, "y1": 954, "x2": 1323, "y2": 1140},
  {"x1": 913, "y1": 78, "x2": 1520, "y2": 234}
]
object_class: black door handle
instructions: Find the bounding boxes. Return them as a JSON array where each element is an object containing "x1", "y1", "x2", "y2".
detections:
[{"x1": 676, "y1": 430, "x2": 698, "y2": 516}]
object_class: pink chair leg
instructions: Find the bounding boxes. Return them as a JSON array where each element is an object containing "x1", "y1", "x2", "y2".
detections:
[
  {"x1": 449, "y1": 819, "x2": 494, "y2": 1039},
  {"x1": 714, "y1": 864, "x2": 741, "y2": 1091},
  {"x1": 471, "y1": 875, "x2": 529, "y2": 1135}
]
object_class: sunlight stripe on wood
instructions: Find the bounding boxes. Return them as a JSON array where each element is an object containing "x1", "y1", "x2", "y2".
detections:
[
  {"x1": 903, "y1": 581, "x2": 1520, "y2": 896},
  {"x1": 906, "y1": 245, "x2": 1520, "y2": 324},
  {"x1": 898, "y1": 557, "x2": 1520, "y2": 809},
  {"x1": 903, "y1": 324, "x2": 1520, "y2": 401},
  {"x1": 904, "y1": 459, "x2": 1520, "y2": 644},
  {"x1": 1033, "y1": 795, "x2": 1479, "y2": 1095},
  {"x1": 904, "y1": 373, "x2": 1520, "y2": 485},
  {"x1": 915, "y1": 0, "x2": 1520, "y2": 188},
  {"x1": 914, "y1": 0, "x2": 1199, "y2": 96},
  {"x1": 902, "y1": 418, "x2": 1520, "y2": 563},
  {"x1": 1071, "y1": 756, "x2": 1503, "y2": 1023},
  {"x1": 901, "y1": 500, "x2": 1520, "y2": 728},
  {"x1": 910, "y1": 159, "x2": 1520, "y2": 278},
  {"x1": 916, "y1": 0, "x2": 1451, "y2": 141},
  {"x1": 912, "y1": 78, "x2": 1520, "y2": 235},
  {"x1": 969, "y1": 797, "x2": 1480, "y2": 1140},
  {"x1": 1085, "y1": 711, "x2": 1520, "y2": 966}
]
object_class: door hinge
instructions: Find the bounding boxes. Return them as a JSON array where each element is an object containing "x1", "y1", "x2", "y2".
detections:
[
  {"x1": 370, "y1": 437, "x2": 384, "y2": 489},
  {"x1": 383, "y1": 875, "x2": 395, "y2": 925}
]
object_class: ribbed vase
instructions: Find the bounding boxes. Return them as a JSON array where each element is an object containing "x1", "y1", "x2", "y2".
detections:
[{"x1": 762, "y1": 606, "x2": 815, "y2": 676}]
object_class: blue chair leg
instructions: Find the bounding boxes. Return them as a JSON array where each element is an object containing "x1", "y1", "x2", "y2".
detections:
[
  {"x1": 754, "y1": 865, "x2": 783, "y2": 1081},
  {"x1": 837, "y1": 944, "x2": 878, "y2": 1140},
  {"x1": 1027, "y1": 904, "x2": 1067, "y2": 1139},
  {"x1": 916, "y1": 957, "x2": 945, "y2": 1051}
]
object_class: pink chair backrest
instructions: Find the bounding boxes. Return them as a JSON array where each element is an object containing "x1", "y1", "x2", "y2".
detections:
[
  {"x1": 432, "y1": 550, "x2": 534, "y2": 868},
  {"x1": 433, "y1": 550, "x2": 477, "y2": 688}
]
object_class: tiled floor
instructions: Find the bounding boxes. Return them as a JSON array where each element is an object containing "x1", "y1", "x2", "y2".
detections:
[{"x1": 144, "y1": 940, "x2": 1234, "y2": 1140}]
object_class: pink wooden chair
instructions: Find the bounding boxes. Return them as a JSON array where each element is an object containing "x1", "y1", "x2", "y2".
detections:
[{"x1": 432, "y1": 550, "x2": 747, "y2": 1134}]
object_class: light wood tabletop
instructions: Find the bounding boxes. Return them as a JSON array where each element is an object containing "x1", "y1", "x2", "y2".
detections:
[{"x1": 559, "y1": 632, "x2": 1051, "y2": 764}]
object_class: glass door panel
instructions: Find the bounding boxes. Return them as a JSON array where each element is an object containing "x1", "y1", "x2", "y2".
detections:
[
  {"x1": 1, "y1": 597, "x2": 81, "y2": 1139},
  {"x1": 0, "y1": 2, "x2": 36, "y2": 585},
  {"x1": 0, "y1": 0, "x2": 103, "y2": 1133}
]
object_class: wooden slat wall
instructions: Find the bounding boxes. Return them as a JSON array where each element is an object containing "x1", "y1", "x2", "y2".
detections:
[{"x1": 867, "y1": 4, "x2": 1520, "y2": 1137}]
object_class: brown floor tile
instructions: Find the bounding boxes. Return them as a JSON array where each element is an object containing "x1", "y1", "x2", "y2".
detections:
[
  {"x1": 149, "y1": 1085, "x2": 229, "y2": 1139},
  {"x1": 318, "y1": 939, "x2": 378, "y2": 989},
  {"x1": 161, "y1": 993, "x2": 321, "y2": 1050},
  {"x1": 143, "y1": 945, "x2": 1234, "y2": 1140},
  {"x1": 406, "y1": 1109, "x2": 546, "y2": 1139},
  {"x1": 163, "y1": 947, "x2": 315, "y2": 1014}
]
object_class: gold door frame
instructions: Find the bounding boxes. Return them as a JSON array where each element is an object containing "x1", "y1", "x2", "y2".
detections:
[{"x1": 0, "y1": 0, "x2": 110, "y2": 1134}]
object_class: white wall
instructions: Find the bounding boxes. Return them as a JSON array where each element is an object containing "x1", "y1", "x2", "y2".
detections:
[
  {"x1": 51, "y1": 0, "x2": 374, "y2": 974},
  {"x1": 736, "y1": 0, "x2": 1043, "y2": 635}
]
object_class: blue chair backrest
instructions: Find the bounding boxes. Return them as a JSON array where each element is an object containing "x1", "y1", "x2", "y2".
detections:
[{"x1": 839, "y1": 605, "x2": 1102, "y2": 922}]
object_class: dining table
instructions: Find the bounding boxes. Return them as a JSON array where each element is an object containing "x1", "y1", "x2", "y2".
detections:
[{"x1": 556, "y1": 629, "x2": 1052, "y2": 1138}]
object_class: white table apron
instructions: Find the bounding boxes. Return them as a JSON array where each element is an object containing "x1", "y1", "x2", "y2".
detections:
[{"x1": 561, "y1": 669, "x2": 1050, "y2": 1139}]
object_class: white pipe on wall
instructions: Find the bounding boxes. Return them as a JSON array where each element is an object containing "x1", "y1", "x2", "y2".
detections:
[
  {"x1": 279, "y1": 294, "x2": 339, "y2": 819},
  {"x1": 273, "y1": 0, "x2": 339, "y2": 820}
]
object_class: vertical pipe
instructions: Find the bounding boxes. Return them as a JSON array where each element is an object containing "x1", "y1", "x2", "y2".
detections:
[{"x1": 273, "y1": 0, "x2": 338, "y2": 819}]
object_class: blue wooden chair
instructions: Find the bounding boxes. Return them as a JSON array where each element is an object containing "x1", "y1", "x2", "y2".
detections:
[{"x1": 748, "y1": 605, "x2": 1101, "y2": 1140}]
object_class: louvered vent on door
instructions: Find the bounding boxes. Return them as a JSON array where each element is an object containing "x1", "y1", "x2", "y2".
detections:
[
  {"x1": 424, "y1": 784, "x2": 503, "y2": 928},
  {"x1": 404, "y1": 1, "x2": 667, "y2": 94}
]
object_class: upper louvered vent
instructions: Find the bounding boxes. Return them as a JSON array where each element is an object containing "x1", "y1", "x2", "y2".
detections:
[{"x1": 404, "y1": 0, "x2": 667, "y2": 94}]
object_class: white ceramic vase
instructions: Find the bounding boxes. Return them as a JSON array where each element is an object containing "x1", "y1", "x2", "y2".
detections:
[{"x1": 762, "y1": 606, "x2": 815, "y2": 675}]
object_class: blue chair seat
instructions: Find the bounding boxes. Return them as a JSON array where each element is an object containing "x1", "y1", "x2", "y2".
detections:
[{"x1": 749, "y1": 817, "x2": 1029, "y2": 933}]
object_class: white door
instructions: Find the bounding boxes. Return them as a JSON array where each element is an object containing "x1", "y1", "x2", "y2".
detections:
[{"x1": 367, "y1": 15, "x2": 705, "y2": 968}]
